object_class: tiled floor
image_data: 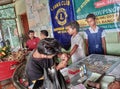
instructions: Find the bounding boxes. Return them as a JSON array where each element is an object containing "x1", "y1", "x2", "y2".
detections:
[{"x1": 0, "y1": 79, "x2": 16, "y2": 89}]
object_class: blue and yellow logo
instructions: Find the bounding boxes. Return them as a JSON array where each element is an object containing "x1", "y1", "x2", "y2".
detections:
[{"x1": 55, "y1": 8, "x2": 68, "y2": 26}]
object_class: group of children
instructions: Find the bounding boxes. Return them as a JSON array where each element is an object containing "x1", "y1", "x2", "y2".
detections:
[
  {"x1": 65, "y1": 13, "x2": 106, "y2": 63},
  {"x1": 25, "y1": 13, "x2": 107, "y2": 89}
]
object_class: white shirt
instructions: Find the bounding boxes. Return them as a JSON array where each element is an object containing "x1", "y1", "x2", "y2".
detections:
[
  {"x1": 71, "y1": 32, "x2": 86, "y2": 63},
  {"x1": 84, "y1": 26, "x2": 105, "y2": 39}
]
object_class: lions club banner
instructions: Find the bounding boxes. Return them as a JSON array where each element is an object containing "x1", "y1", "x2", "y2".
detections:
[
  {"x1": 49, "y1": 0, "x2": 75, "y2": 50},
  {"x1": 73, "y1": 0, "x2": 120, "y2": 31}
]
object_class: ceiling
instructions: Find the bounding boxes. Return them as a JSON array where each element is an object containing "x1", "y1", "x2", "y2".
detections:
[{"x1": 0, "y1": 0, "x2": 16, "y2": 6}]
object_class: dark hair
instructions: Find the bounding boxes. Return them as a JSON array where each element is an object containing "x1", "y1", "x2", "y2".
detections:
[
  {"x1": 37, "y1": 38, "x2": 61, "y2": 55},
  {"x1": 65, "y1": 21, "x2": 79, "y2": 32},
  {"x1": 28, "y1": 30, "x2": 34, "y2": 34},
  {"x1": 40, "y1": 30, "x2": 48, "y2": 37},
  {"x1": 86, "y1": 14, "x2": 96, "y2": 20}
]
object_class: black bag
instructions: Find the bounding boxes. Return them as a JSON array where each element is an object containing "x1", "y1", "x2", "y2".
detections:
[{"x1": 33, "y1": 67, "x2": 67, "y2": 89}]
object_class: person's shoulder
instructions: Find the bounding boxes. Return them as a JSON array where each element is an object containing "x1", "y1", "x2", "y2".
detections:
[
  {"x1": 34, "y1": 37, "x2": 40, "y2": 41},
  {"x1": 84, "y1": 28, "x2": 89, "y2": 33},
  {"x1": 34, "y1": 37, "x2": 40, "y2": 39},
  {"x1": 76, "y1": 32, "x2": 81, "y2": 36},
  {"x1": 77, "y1": 32, "x2": 83, "y2": 39}
]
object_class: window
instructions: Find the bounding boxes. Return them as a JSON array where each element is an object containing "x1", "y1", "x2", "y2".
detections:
[{"x1": 0, "y1": 4, "x2": 20, "y2": 48}]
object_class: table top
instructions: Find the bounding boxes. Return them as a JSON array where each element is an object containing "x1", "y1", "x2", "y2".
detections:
[
  {"x1": 81, "y1": 54, "x2": 120, "y2": 74},
  {"x1": 67, "y1": 54, "x2": 120, "y2": 86}
]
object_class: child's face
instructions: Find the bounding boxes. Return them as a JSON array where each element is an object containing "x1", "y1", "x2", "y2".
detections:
[
  {"x1": 86, "y1": 18, "x2": 96, "y2": 27},
  {"x1": 58, "y1": 53, "x2": 69, "y2": 62},
  {"x1": 66, "y1": 26, "x2": 74, "y2": 35}
]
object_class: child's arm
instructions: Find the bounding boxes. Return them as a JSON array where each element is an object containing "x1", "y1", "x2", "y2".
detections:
[
  {"x1": 56, "y1": 60, "x2": 67, "y2": 70},
  {"x1": 102, "y1": 37, "x2": 106, "y2": 54},
  {"x1": 69, "y1": 44, "x2": 78, "y2": 57},
  {"x1": 85, "y1": 39, "x2": 89, "y2": 55},
  {"x1": 84, "y1": 32, "x2": 89, "y2": 55}
]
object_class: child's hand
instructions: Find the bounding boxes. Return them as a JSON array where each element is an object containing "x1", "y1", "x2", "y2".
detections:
[
  {"x1": 108, "y1": 81, "x2": 120, "y2": 89},
  {"x1": 56, "y1": 60, "x2": 67, "y2": 70}
]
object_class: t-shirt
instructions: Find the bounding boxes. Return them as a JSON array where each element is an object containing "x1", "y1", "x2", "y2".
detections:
[
  {"x1": 26, "y1": 53, "x2": 53, "y2": 85},
  {"x1": 71, "y1": 32, "x2": 86, "y2": 63},
  {"x1": 26, "y1": 37, "x2": 40, "y2": 51}
]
